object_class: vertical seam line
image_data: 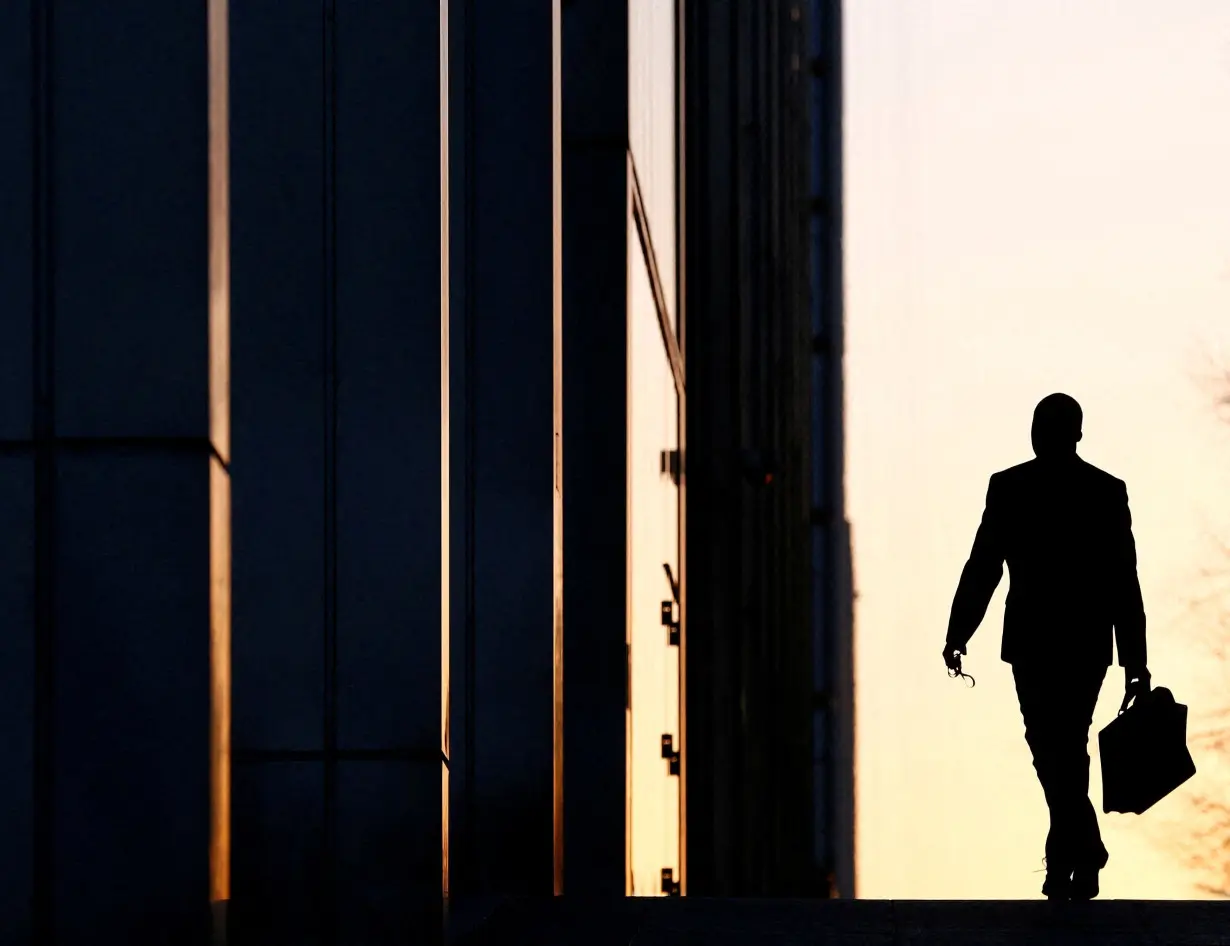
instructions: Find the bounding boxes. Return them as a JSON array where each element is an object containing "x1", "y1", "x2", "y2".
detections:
[
  {"x1": 462, "y1": 0, "x2": 479, "y2": 894},
  {"x1": 322, "y1": 1, "x2": 340, "y2": 940},
  {"x1": 31, "y1": 0, "x2": 56, "y2": 939}
]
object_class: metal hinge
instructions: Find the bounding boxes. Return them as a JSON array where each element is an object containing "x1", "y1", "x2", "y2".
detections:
[
  {"x1": 661, "y1": 600, "x2": 680, "y2": 646},
  {"x1": 661, "y1": 867, "x2": 680, "y2": 896},
  {"x1": 661, "y1": 734, "x2": 680, "y2": 776}
]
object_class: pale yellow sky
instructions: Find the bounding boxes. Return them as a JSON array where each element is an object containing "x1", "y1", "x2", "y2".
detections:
[{"x1": 846, "y1": 0, "x2": 1230, "y2": 899}]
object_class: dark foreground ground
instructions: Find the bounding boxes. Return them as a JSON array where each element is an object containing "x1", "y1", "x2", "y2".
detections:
[{"x1": 446, "y1": 897, "x2": 1230, "y2": 945}]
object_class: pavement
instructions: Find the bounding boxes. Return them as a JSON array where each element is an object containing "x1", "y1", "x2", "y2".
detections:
[{"x1": 447, "y1": 897, "x2": 1230, "y2": 945}]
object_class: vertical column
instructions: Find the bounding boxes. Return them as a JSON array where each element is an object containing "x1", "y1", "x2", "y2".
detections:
[
  {"x1": 230, "y1": 2, "x2": 444, "y2": 943},
  {"x1": 684, "y1": 0, "x2": 820, "y2": 896},
  {"x1": 0, "y1": 2, "x2": 36, "y2": 942},
  {"x1": 229, "y1": 5, "x2": 328, "y2": 941},
  {"x1": 51, "y1": 0, "x2": 218, "y2": 918},
  {"x1": 333, "y1": 1, "x2": 444, "y2": 938},
  {"x1": 0, "y1": 2, "x2": 224, "y2": 941},
  {"x1": 683, "y1": 0, "x2": 741, "y2": 896},
  {"x1": 449, "y1": 0, "x2": 563, "y2": 898},
  {"x1": 560, "y1": 0, "x2": 629, "y2": 895},
  {"x1": 808, "y1": 0, "x2": 854, "y2": 900}
]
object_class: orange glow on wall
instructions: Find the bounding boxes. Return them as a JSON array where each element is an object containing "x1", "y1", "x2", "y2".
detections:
[{"x1": 208, "y1": 0, "x2": 231, "y2": 911}]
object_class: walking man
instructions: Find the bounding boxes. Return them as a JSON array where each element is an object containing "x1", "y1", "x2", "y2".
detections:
[{"x1": 942, "y1": 393, "x2": 1151, "y2": 899}]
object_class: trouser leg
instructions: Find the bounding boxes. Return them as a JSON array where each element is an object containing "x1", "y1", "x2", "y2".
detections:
[{"x1": 1013, "y1": 662, "x2": 1109, "y2": 871}]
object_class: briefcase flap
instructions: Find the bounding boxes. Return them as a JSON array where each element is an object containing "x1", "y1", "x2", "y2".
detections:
[{"x1": 1099, "y1": 686, "x2": 1196, "y2": 815}]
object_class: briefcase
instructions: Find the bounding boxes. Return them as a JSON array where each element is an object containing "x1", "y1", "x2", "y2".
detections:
[{"x1": 1098, "y1": 686, "x2": 1196, "y2": 814}]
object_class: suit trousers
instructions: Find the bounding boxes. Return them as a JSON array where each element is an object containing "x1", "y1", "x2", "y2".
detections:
[{"x1": 1012, "y1": 659, "x2": 1109, "y2": 872}]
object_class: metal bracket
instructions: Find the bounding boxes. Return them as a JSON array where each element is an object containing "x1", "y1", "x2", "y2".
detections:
[
  {"x1": 659, "y1": 449, "x2": 682, "y2": 485},
  {"x1": 661, "y1": 734, "x2": 680, "y2": 776},
  {"x1": 661, "y1": 600, "x2": 680, "y2": 647},
  {"x1": 661, "y1": 867, "x2": 681, "y2": 896}
]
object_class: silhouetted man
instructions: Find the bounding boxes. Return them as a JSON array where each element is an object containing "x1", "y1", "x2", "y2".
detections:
[{"x1": 942, "y1": 394, "x2": 1150, "y2": 900}]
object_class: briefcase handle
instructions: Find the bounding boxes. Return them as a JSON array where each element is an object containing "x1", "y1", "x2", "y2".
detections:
[
  {"x1": 1118, "y1": 681, "x2": 1171, "y2": 717},
  {"x1": 1118, "y1": 683, "x2": 1150, "y2": 717}
]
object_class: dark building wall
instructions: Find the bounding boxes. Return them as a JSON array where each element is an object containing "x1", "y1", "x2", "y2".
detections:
[
  {"x1": 1, "y1": 2, "x2": 848, "y2": 929},
  {"x1": 229, "y1": 2, "x2": 443, "y2": 941},
  {"x1": 808, "y1": 0, "x2": 856, "y2": 901},
  {"x1": 1, "y1": 2, "x2": 221, "y2": 941},
  {"x1": 0, "y1": 5, "x2": 37, "y2": 940},
  {"x1": 684, "y1": 0, "x2": 849, "y2": 897},
  {"x1": 447, "y1": 0, "x2": 562, "y2": 899},
  {"x1": 560, "y1": 0, "x2": 631, "y2": 896}
]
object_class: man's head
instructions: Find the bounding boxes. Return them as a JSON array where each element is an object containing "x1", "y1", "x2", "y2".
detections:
[{"x1": 1031, "y1": 393, "x2": 1083, "y2": 458}]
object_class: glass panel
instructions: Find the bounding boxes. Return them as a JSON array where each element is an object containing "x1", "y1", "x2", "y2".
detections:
[
  {"x1": 627, "y1": 228, "x2": 681, "y2": 896},
  {"x1": 628, "y1": 0, "x2": 676, "y2": 328}
]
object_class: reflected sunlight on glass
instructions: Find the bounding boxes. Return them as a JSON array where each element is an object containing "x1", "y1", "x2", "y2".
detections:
[{"x1": 626, "y1": 0, "x2": 683, "y2": 898}]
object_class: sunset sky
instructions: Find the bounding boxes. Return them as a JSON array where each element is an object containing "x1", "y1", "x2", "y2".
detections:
[{"x1": 846, "y1": 0, "x2": 1230, "y2": 899}]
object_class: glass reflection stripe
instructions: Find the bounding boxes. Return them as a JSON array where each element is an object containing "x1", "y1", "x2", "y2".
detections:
[
  {"x1": 208, "y1": 0, "x2": 232, "y2": 915},
  {"x1": 629, "y1": 152, "x2": 685, "y2": 397}
]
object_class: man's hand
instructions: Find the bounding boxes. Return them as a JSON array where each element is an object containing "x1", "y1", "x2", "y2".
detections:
[
  {"x1": 1122, "y1": 665, "x2": 1151, "y2": 713},
  {"x1": 943, "y1": 644, "x2": 975, "y2": 686}
]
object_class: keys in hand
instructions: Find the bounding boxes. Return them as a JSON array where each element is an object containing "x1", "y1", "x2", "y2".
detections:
[{"x1": 943, "y1": 646, "x2": 976, "y2": 687}]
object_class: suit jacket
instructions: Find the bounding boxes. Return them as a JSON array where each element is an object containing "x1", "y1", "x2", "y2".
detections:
[{"x1": 945, "y1": 454, "x2": 1147, "y2": 669}]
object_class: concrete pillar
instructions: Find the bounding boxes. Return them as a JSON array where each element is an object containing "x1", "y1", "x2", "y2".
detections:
[
  {"x1": 229, "y1": 2, "x2": 444, "y2": 942},
  {"x1": 448, "y1": 0, "x2": 563, "y2": 898},
  {"x1": 0, "y1": 1, "x2": 225, "y2": 941}
]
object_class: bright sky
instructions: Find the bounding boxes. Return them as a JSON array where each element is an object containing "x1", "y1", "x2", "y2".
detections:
[{"x1": 847, "y1": 0, "x2": 1230, "y2": 899}]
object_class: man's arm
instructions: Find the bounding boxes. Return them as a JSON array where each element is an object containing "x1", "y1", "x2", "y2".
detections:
[
  {"x1": 945, "y1": 475, "x2": 1006, "y2": 654},
  {"x1": 1111, "y1": 480, "x2": 1147, "y2": 673}
]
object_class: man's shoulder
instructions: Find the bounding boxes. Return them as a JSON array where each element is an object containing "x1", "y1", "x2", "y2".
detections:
[
  {"x1": 988, "y1": 458, "x2": 1127, "y2": 496},
  {"x1": 989, "y1": 460, "x2": 1033, "y2": 486},
  {"x1": 983, "y1": 463, "x2": 1027, "y2": 504},
  {"x1": 1075, "y1": 458, "x2": 1128, "y2": 493}
]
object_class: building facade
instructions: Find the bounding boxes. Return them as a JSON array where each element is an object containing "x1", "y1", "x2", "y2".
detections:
[
  {"x1": 682, "y1": 0, "x2": 853, "y2": 900},
  {"x1": 0, "y1": 1, "x2": 849, "y2": 942}
]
